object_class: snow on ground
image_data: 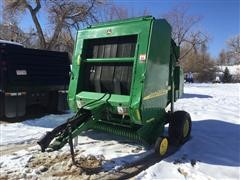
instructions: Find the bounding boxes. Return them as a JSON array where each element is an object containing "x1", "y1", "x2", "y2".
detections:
[
  {"x1": 0, "y1": 113, "x2": 150, "y2": 178},
  {"x1": 137, "y1": 83, "x2": 240, "y2": 179},
  {"x1": 0, "y1": 83, "x2": 240, "y2": 179},
  {"x1": 0, "y1": 113, "x2": 74, "y2": 145},
  {"x1": 0, "y1": 130, "x2": 150, "y2": 179}
]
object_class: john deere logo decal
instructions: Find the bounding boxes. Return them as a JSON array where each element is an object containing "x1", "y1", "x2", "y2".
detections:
[{"x1": 107, "y1": 29, "x2": 112, "y2": 35}]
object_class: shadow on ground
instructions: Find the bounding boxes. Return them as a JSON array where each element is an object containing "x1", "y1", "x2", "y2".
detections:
[
  {"x1": 80, "y1": 119, "x2": 240, "y2": 170},
  {"x1": 165, "y1": 119, "x2": 240, "y2": 167},
  {"x1": 21, "y1": 112, "x2": 73, "y2": 128},
  {"x1": 25, "y1": 117, "x2": 240, "y2": 168},
  {"x1": 181, "y1": 93, "x2": 213, "y2": 99},
  {"x1": 87, "y1": 119, "x2": 240, "y2": 179}
]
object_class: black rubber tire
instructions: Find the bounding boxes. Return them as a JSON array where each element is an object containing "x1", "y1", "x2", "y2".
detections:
[
  {"x1": 168, "y1": 111, "x2": 192, "y2": 146},
  {"x1": 154, "y1": 136, "x2": 169, "y2": 157}
]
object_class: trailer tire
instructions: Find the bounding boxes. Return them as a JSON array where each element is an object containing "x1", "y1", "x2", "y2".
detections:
[
  {"x1": 168, "y1": 111, "x2": 191, "y2": 146},
  {"x1": 154, "y1": 136, "x2": 169, "y2": 157}
]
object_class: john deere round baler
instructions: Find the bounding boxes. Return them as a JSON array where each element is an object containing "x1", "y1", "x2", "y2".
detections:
[{"x1": 38, "y1": 16, "x2": 191, "y2": 157}]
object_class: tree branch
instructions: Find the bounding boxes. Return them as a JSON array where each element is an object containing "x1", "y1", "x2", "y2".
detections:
[{"x1": 22, "y1": 0, "x2": 46, "y2": 48}]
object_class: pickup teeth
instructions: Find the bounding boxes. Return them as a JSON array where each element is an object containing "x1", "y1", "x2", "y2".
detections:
[{"x1": 92, "y1": 122, "x2": 142, "y2": 142}]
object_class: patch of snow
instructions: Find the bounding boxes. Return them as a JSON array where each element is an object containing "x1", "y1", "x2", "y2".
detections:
[
  {"x1": 0, "y1": 150, "x2": 32, "y2": 174},
  {"x1": 72, "y1": 131, "x2": 151, "y2": 170},
  {"x1": 137, "y1": 83, "x2": 240, "y2": 179},
  {"x1": 0, "y1": 109, "x2": 151, "y2": 178},
  {"x1": 0, "y1": 113, "x2": 74, "y2": 145},
  {"x1": 0, "y1": 83, "x2": 239, "y2": 179}
]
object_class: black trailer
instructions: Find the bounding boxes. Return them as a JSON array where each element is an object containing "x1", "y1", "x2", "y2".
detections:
[{"x1": 0, "y1": 40, "x2": 70, "y2": 119}]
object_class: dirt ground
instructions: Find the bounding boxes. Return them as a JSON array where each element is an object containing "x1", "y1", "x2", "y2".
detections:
[
  {"x1": 0, "y1": 139, "x2": 178, "y2": 180},
  {"x1": 0, "y1": 114, "x2": 178, "y2": 179}
]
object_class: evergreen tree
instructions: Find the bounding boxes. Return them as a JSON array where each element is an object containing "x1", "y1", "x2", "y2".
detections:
[{"x1": 222, "y1": 67, "x2": 232, "y2": 83}]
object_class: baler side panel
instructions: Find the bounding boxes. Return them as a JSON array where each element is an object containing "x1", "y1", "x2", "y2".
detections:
[
  {"x1": 141, "y1": 20, "x2": 172, "y2": 122},
  {"x1": 68, "y1": 33, "x2": 83, "y2": 112}
]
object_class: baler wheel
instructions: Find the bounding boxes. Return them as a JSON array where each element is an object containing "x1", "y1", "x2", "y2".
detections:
[
  {"x1": 154, "y1": 136, "x2": 169, "y2": 156},
  {"x1": 168, "y1": 111, "x2": 192, "y2": 146}
]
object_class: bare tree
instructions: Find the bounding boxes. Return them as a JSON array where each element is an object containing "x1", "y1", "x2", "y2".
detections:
[
  {"x1": 218, "y1": 49, "x2": 227, "y2": 66},
  {"x1": 179, "y1": 37, "x2": 217, "y2": 82},
  {"x1": 107, "y1": 4, "x2": 129, "y2": 20},
  {"x1": 179, "y1": 43, "x2": 198, "y2": 72},
  {"x1": 46, "y1": 0, "x2": 103, "y2": 50},
  {"x1": 226, "y1": 34, "x2": 240, "y2": 64},
  {"x1": 162, "y1": 5, "x2": 208, "y2": 60},
  {"x1": 0, "y1": 22, "x2": 37, "y2": 47},
  {"x1": 99, "y1": 2, "x2": 150, "y2": 22},
  {"x1": 227, "y1": 34, "x2": 240, "y2": 54},
  {"x1": 4, "y1": 0, "x2": 46, "y2": 48},
  {"x1": 4, "y1": 0, "x2": 104, "y2": 51}
]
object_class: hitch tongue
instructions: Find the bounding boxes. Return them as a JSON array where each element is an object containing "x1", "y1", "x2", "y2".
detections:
[
  {"x1": 37, "y1": 121, "x2": 69, "y2": 152},
  {"x1": 37, "y1": 109, "x2": 92, "y2": 152},
  {"x1": 38, "y1": 131, "x2": 52, "y2": 152}
]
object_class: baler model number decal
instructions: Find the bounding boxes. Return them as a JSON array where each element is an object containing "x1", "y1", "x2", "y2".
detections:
[
  {"x1": 143, "y1": 89, "x2": 168, "y2": 100},
  {"x1": 106, "y1": 29, "x2": 112, "y2": 35},
  {"x1": 16, "y1": 70, "x2": 27, "y2": 76}
]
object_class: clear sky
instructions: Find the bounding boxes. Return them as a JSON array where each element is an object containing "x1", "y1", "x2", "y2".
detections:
[
  {"x1": 114, "y1": 0, "x2": 240, "y2": 58},
  {"x1": 1, "y1": 0, "x2": 239, "y2": 58}
]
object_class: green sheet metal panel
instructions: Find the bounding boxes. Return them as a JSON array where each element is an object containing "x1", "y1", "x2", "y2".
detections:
[
  {"x1": 141, "y1": 19, "x2": 172, "y2": 122},
  {"x1": 68, "y1": 17, "x2": 154, "y2": 124},
  {"x1": 68, "y1": 16, "x2": 180, "y2": 129}
]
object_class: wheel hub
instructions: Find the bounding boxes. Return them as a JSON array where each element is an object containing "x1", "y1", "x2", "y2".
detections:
[{"x1": 159, "y1": 138, "x2": 168, "y2": 156}]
